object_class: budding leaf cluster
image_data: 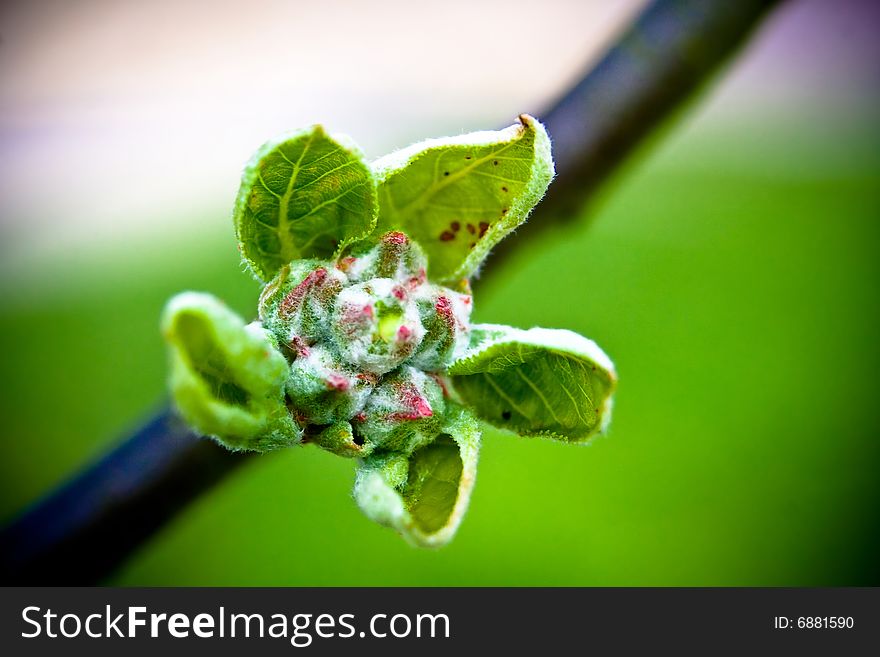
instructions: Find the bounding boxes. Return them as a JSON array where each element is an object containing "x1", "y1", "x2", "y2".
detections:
[{"x1": 162, "y1": 116, "x2": 617, "y2": 547}]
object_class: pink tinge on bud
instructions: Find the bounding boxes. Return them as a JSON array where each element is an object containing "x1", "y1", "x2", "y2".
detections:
[
  {"x1": 435, "y1": 294, "x2": 469, "y2": 332},
  {"x1": 435, "y1": 296, "x2": 455, "y2": 329},
  {"x1": 391, "y1": 285, "x2": 406, "y2": 301},
  {"x1": 376, "y1": 231, "x2": 413, "y2": 278},
  {"x1": 325, "y1": 373, "x2": 350, "y2": 391},
  {"x1": 388, "y1": 383, "x2": 433, "y2": 421},
  {"x1": 336, "y1": 256, "x2": 357, "y2": 272},
  {"x1": 280, "y1": 268, "x2": 328, "y2": 318},
  {"x1": 397, "y1": 325, "x2": 412, "y2": 341},
  {"x1": 383, "y1": 231, "x2": 409, "y2": 246},
  {"x1": 406, "y1": 268, "x2": 427, "y2": 291},
  {"x1": 428, "y1": 372, "x2": 451, "y2": 398},
  {"x1": 413, "y1": 397, "x2": 433, "y2": 417},
  {"x1": 340, "y1": 302, "x2": 374, "y2": 327},
  {"x1": 290, "y1": 335, "x2": 311, "y2": 358},
  {"x1": 353, "y1": 412, "x2": 368, "y2": 422}
]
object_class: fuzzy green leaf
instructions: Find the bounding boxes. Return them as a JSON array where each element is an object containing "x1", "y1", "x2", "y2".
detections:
[
  {"x1": 234, "y1": 126, "x2": 378, "y2": 281},
  {"x1": 353, "y1": 404, "x2": 481, "y2": 547},
  {"x1": 162, "y1": 292, "x2": 302, "y2": 451},
  {"x1": 372, "y1": 114, "x2": 554, "y2": 283},
  {"x1": 448, "y1": 324, "x2": 617, "y2": 443}
]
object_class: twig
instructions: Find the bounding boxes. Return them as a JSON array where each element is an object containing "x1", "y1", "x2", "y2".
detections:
[
  {"x1": 481, "y1": 0, "x2": 782, "y2": 279},
  {"x1": 0, "y1": 0, "x2": 783, "y2": 584},
  {"x1": 0, "y1": 409, "x2": 254, "y2": 584}
]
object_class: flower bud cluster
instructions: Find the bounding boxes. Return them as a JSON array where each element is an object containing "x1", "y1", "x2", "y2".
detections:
[{"x1": 257, "y1": 232, "x2": 472, "y2": 456}]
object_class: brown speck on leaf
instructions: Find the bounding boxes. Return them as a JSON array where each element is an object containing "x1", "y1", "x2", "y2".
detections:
[
  {"x1": 493, "y1": 160, "x2": 499, "y2": 166},
  {"x1": 466, "y1": 223, "x2": 476, "y2": 234},
  {"x1": 478, "y1": 221, "x2": 489, "y2": 237},
  {"x1": 451, "y1": 221, "x2": 460, "y2": 232},
  {"x1": 501, "y1": 186, "x2": 508, "y2": 193},
  {"x1": 439, "y1": 230, "x2": 455, "y2": 241},
  {"x1": 469, "y1": 242, "x2": 476, "y2": 248},
  {"x1": 502, "y1": 410, "x2": 512, "y2": 420},
  {"x1": 444, "y1": 171, "x2": 450, "y2": 176},
  {"x1": 501, "y1": 208, "x2": 508, "y2": 215}
]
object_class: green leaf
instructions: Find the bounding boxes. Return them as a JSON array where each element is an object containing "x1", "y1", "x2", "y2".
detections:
[
  {"x1": 353, "y1": 404, "x2": 481, "y2": 547},
  {"x1": 162, "y1": 292, "x2": 302, "y2": 451},
  {"x1": 233, "y1": 126, "x2": 378, "y2": 281},
  {"x1": 372, "y1": 114, "x2": 554, "y2": 283},
  {"x1": 447, "y1": 324, "x2": 617, "y2": 443}
]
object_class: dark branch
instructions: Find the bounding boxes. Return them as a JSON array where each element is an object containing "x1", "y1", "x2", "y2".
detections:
[
  {"x1": 481, "y1": 0, "x2": 782, "y2": 280},
  {"x1": 0, "y1": 0, "x2": 784, "y2": 584},
  {"x1": 0, "y1": 409, "x2": 255, "y2": 584}
]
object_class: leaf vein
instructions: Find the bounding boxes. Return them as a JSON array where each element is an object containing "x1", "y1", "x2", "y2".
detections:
[
  {"x1": 514, "y1": 368, "x2": 561, "y2": 424},
  {"x1": 481, "y1": 373, "x2": 531, "y2": 421}
]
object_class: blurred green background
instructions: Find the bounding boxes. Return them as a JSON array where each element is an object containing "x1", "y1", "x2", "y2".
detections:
[{"x1": 1, "y1": 0, "x2": 878, "y2": 585}]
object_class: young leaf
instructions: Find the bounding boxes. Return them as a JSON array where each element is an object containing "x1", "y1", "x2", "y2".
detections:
[
  {"x1": 162, "y1": 292, "x2": 302, "y2": 451},
  {"x1": 353, "y1": 404, "x2": 481, "y2": 547},
  {"x1": 372, "y1": 114, "x2": 554, "y2": 283},
  {"x1": 233, "y1": 126, "x2": 378, "y2": 281},
  {"x1": 313, "y1": 421, "x2": 368, "y2": 458},
  {"x1": 447, "y1": 324, "x2": 617, "y2": 443}
]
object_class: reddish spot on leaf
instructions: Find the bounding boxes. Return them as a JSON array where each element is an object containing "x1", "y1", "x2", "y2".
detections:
[
  {"x1": 466, "y1": 223, "x2": 476, "y2": 235},
  {"x1": 451, "y1": 221, "x2": 461, "y2": 232},
  {"x1": 478, "y1": 222, "x2": 490, "y2": 237},
  {"x1": 439, "y1": 230, "x2": 455, "y2": 242}
]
